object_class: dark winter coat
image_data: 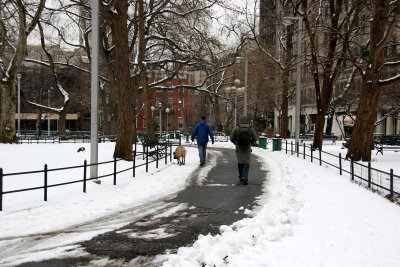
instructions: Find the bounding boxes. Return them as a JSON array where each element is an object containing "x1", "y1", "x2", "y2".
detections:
[
  {"x1": 230, "y1": 115, "x2": 258, "y2": 164},
  {"x1": 191, "y1": 120, "x2": 214, "y2": 145}
]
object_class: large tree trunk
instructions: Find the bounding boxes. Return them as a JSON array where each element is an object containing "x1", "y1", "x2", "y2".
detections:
[
  {"x1": 59, "y1": 110, "x2": 67, "y2": 136},
  {"x1": 112, "y1": 1, "x2": 134, "y2": 160},
  {"x1": 0, "y1": 83, "x2": 17, "y2": 143},
  {"x1": 138, "y1": 0, "x2": 154, "y2": 137},
  {"x1": 349, "y1": 85, "x2": 379, "y2": 161},
  {"x1": 279, "y1": 91, "x2": 289, "y2": 138}
]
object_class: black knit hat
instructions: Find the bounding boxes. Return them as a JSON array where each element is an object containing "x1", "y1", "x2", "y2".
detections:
[{"x1": 201, "y1": 116, "x2": 206, "y2": 120}]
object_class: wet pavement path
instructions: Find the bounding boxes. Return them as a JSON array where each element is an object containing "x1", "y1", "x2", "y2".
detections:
[{"x1": 18, "y1": 147, "x2": 267, "y2": 267}]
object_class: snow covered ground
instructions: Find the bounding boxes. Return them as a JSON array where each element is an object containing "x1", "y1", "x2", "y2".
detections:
[{"x1": 0, "y1": 140, "x2": 400, "y2": 266}]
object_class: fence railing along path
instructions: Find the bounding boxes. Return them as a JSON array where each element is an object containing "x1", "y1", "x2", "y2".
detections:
[
  {"x1": 0, "y1": 141, "x2": 177, "y2": 211},
  {"x1": 283, "y1": 140, "x2": 400, "y2": 199}
]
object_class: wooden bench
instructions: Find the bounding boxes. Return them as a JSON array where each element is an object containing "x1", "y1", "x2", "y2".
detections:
[
  {"x1": 374, "y1": 134, "x2": 400, "y2": 155},
  {"x1": 323, "y1": 134, "x2": 337, "y2": 145},
  {"x1": 138, "y1": 134, "x2": 167, "y2": 159},
  {"x1": 300, "y1": 133, "x2": 337, "y2": 144}
]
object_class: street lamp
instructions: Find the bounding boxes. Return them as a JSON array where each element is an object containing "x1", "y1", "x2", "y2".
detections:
[
  {"x1": 236, "y1": 57, "x2": 248, "y2": 116},
  {"x1": 226, "y1": 83, "x2": 244, "y2": 126},
  {"x1": 17, "y1": 74, "x2": 21, "y2": 138},
  {"x1": 283, "y1": 16, "x2": 303, "y2": 149},
  {"x1": 48, "y1": 87, "x2": 53, "y2": 136},
  {"x1": 157, "y1": 101, "x2": 162, "y2": 136},
  {"x1": 166, "y1": 107, "x2": 170, "y2": 132}
]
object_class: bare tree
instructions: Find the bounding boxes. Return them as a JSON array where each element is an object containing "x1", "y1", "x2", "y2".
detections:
[
  {"x1": 0, "y1": 0, "x2": 45, "y2": 143},
  {"x1": 348, "y1": 0, "x2": 400, "y2": 161}
]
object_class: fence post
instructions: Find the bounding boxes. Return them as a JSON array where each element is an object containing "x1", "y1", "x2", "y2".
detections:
[
  {"x1": 44, "y1": 164, "x2": 48, "y2": 201},
  {"x1": 303, "y1": 143, "x2": 305, "y2": 159},
  {"x1": 133, "y1": 150, "x2": 136, "y2": 178},
  {"x1": 83, "y1": 160, "x2": 87, "y2": 193},
  {"x1": 0, "y1": 168, "x2": 3, "y2": 211},
  {"x1": 285, "y1": 140, "x2": 288, "y2": 154},
  {"x1": 339, "y1": 153, "x2": 342, "y2": 175},
  {"x1": 165, "y1": 142, "x2": 168, "y2": 165},
  {"x1": 311, "y1": 147, "x2": 313, "y2": 162},
  {"x1": 319, "y1": 149, "x2": 322, "y2": 166},
  {"x1": 146, "y1": 146, "x2": 149, "y2": 172},
  {"x1": 113, "y1": 157, "x2": 117, "y2": 185},
  {"x1": 368, "y1": 162, "x2": 371, "y2": 188},
  {"x1": 350, "y1": 158, "x2": 354, "y2": 181},
  {"x1": 296, "y1": 142, "x2": 299, "y2": 157},
  {"x1": 156, "y1": 144, "x2": 159, "y2": 169},
  {"x1": 290, "y1": 141, "x2": 293, "y2": 155},
  {"x1": 170, "y1": 143, "x2": 172, "y2": 162},
  {"x1": 390, "y1": 169, "x2": 394, "y2": 197}
]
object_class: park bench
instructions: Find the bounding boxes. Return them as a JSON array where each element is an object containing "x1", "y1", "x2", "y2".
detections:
[
  {"x1": 300, "y1": 133, "x2": 337, "y2": 144},
  {"x1": 138, "y1": 134, "x2": 168, "y2": 159},
  {"x1": 374, "y1": 134, "x2": 400, "y2": 155},
  {"x1": 323, "y1": 133, "x2": 337, "y2": 145}
]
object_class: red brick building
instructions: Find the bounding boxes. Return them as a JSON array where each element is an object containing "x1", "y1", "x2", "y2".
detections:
[{"x1": 136, "y1": 73, "x2": 189, "y2": 133}]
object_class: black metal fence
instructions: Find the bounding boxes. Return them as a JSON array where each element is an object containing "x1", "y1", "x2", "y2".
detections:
[
  {"x1": 0, "y1": 142, "x2": 176, "y2": 211},
  {"x1": 284, "y1": 140, "x2": 400, "y2": 198}
]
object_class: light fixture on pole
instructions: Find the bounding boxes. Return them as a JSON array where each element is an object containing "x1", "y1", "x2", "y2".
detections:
[
  {"x1": 158, "y1": 101, "x2": 162, "y2": 136},
  {"x1": 48, "y1": 87, "x2": 53, "y2": 136},
  {"x1": 236, "y1": 57, "x2": 248, "y2": 116},
  {"x1": 166, "y1": 107, "x2": 170, "y2": 132},
  {"x1": 226, "y1": 83, "x2": 244, "y2": 126},
  {"x1": 283, "y1": 16, "x2": 303, "y2": 149},
  {"x1": 17, "y1": 74, "x2": 21, "y2": 138}
]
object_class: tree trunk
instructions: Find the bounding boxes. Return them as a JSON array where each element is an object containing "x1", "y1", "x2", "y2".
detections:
[
  {"x1": 138, "y1": 0, "x2": 154, "y2": 137},
  {"x1": 35, "y1": 110, "x2": 42, "y2": 137},
  {"x1": 279, "y1": 93, "x2": 289, "y2": 138},
  {"x1": 180, "y1": 88, "x2": 188, "y2": 133},
  {"x1": 112, "y1": 1, "x2": 134, "y2": 160},
  {"x1": 142, "y1": 73, "x2": 155, "y2": 136},
  {"x1": 59, "y1": 110, "x2": 67, "y2": 136},
  {"x1": 349, "y1": 85, "x2": 379, "y2": 161},
  {"x1": 0, "y1": 83, "x2": 17, "y2": 143}
]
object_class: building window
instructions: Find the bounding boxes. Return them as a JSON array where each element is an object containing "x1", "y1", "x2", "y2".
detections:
[
  {"x1": 167, "y1": 116, "x2": 172, "y2": 129},
  {"x1": 178, "y1": 117, "x2": 183, "y2": 129},
  {"x1": 167, "y1": 98, "x2": 173, "y2": 109}
]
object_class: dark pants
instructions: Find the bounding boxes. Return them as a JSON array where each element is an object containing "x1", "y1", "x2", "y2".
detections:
[{"x1": 238, "y1": 163, "x2": 249, "y2": 180}]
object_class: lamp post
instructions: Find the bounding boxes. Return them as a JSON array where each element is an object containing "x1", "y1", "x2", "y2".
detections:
[
  {"x1": 90, "y1": 0, "x2": 100, "y2": 179},
  {"x1": 283, "y1": 16, "x2": 303, "y2": 149},
  {"x1": 236, "y1": 57, "x2": 248, "y2": 116},
  {"x1": 166, "y1": 107, "x2": 170, "y2": 132},
  {"x1": 158, "y1": 101, "x2": 162, "y2": 136},
  {"x1": 226, "y1": 82, "x2": 244, "y2": 126},
  {"x1": 48, "y1": 87, "x2": 53, "y2": 136},
  {"x1": 17, "y1": 74, "x2": 21, "y2": 138}
]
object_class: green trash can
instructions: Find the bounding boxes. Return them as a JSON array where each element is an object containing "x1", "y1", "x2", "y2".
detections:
[
  {"x1": 259, "y1": 136, "x2": 267, "y2": 149},
  {"x1": 272, "y1": 138, "x2": 282, "y2": 151},
  {"x1": 170, "y1": 133, "x2": 175, "y2": 139},
  {"x1": 175, "y1": 132, "x2": 180, "y2": 139}
]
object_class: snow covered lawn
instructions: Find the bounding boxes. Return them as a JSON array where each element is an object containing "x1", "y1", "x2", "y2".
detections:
[{"x1": 0, "y1": 140, "x2": 400, "y2": 266}]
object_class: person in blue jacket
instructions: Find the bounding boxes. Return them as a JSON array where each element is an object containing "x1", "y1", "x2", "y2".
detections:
[{"x1": 191, "y1": 116, "x2": 214, "y2": 166}]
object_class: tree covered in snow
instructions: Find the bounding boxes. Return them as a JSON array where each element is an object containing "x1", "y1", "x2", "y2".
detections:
[{"x1": 0, "y1": 0, "x2": 45, "y2": 143}]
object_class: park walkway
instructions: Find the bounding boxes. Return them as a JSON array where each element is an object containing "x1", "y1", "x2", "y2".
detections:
[{"x1": 18, "y1": 147, "x2": 267, "y2": 267}]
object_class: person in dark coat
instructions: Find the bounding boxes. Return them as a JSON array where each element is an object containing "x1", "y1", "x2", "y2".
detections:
[
  {"x1": 191, "y1": 116, "x2": 214, "y2": 166},
  {"x1": 230, "y1": 115, "x2": 258, "y2": 185}
]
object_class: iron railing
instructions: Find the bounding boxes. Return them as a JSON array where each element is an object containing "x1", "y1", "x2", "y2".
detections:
[
  {"x1": 284, "y1": 140, "x2": 400, "y2": 198},
  {"x1": 0, "y1": 142, "x2": 175, "y2": 211}
]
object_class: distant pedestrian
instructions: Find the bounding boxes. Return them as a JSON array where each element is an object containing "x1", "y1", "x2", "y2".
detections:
[
  {"x1": 230, "y1": 115, "x2": 258, "y2": 185},
  {"x1": 191, "y1": 116, "x2": 214, "y2": 167}
]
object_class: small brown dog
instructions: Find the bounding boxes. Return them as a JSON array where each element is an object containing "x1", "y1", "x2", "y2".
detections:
[{"x1": 173, "y1": 145, "x2": 186, "y2": 165}]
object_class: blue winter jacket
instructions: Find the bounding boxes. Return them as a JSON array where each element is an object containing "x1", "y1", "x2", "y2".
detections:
[{"x1": 191, "y1": 120, "x2": 214, "y2": 145}]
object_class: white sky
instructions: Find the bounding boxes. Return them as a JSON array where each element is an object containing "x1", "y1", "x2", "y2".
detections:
[{"x1": 0, "y1": 140, "x2": 400, "y2": 266}]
